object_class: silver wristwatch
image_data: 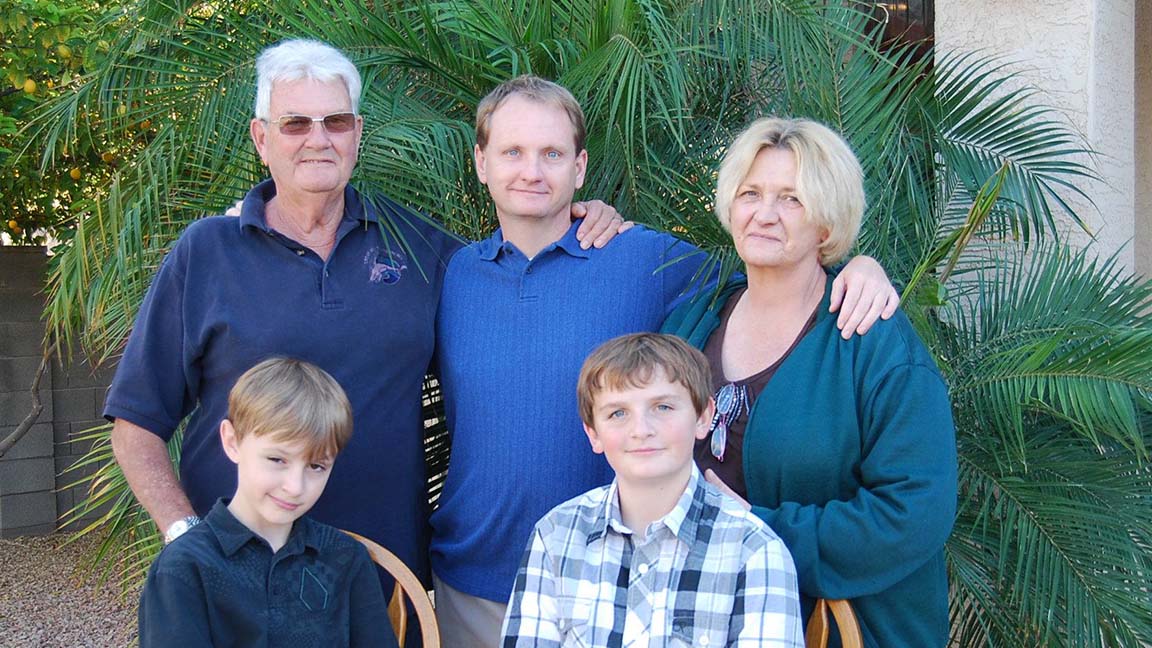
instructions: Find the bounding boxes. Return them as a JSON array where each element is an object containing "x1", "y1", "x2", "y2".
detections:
[{"x1": 164, "y1": 515, "x2": 202, "y2": 544}]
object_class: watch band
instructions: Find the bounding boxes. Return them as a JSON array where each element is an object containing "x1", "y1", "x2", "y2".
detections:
[{"x1": 164, "y1": 515, "x2": 202, "y2": 544}]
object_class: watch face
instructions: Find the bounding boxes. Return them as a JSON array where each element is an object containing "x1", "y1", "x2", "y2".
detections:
[
  {"x1": 164, "y1": 521, "x2": 186, "y2": 543},
  {"x1": 165, "y1": 517, "x2": 199, "y2": 543}
]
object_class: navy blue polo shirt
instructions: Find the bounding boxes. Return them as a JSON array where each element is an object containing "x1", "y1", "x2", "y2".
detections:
[
  {"x1": 104, "y1": 180, "x2": 461, "y2": 585},
  {"x1": 139, "y1": 500, "x2": 397, "y2": 647},
  {"x1": 430, "y1": 222, "x2": 711, "y2": 601}
]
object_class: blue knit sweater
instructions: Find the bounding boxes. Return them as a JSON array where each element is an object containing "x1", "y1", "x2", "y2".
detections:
[{"x1": 431, "y1": 222, "x2": 708, "y2": 602}]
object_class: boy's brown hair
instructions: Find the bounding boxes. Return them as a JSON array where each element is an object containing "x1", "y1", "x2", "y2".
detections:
[
  {"x1": 577, "y1": 333, "x2": 712, "y2": 427},
  {"x1": 475, "y1": 74, "x2": 587, "y2": 152},
  {"x1": 227, "y1": 357, "x2": 352, "y2": 462}
]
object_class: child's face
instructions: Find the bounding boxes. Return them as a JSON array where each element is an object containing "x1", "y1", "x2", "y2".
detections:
[
  {"x1": 220, "y1": 420, "x2": 332, "y2": 542},
  {"x1": 583, "y1": 368, "x2": 714, "y2": 490}
]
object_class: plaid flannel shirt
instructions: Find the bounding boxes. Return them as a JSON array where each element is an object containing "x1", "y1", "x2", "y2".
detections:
[{"x1": 501, "y1": 467, "x2": 803, "y2": 647}]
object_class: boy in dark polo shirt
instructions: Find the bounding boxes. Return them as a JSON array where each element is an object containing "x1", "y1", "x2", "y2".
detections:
[{"x1": 138, "y1": 358, "x2": 396, "y2": 647}]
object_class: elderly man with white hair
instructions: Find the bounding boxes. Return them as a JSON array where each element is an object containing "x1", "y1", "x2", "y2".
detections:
[{"x1": 104, "y1": 40, "x2": 463, "y2": 600}]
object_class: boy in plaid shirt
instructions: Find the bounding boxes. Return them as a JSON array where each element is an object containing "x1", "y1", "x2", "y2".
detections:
[{"x1": 501, "y1": 333, "x2": 803, "y2": 647}]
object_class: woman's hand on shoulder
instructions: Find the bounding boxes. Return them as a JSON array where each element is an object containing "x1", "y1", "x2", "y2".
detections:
[{"x1": 705, "y1": 469, "x2": 752, "y2": 511}]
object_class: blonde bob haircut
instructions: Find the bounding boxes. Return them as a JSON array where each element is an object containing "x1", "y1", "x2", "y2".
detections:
[
  {"x1": 577, "y1": 333, "x2": 712, "y2": 428},
  {"x1": 227, "y1": 357, "x2": 353, "y2": 463},
  {"x1": 475, "y1": 75, "x2": 586, "y2": 152},
  {"x1": 715, "y1": 117, "x2": 865, "y2": 266}
]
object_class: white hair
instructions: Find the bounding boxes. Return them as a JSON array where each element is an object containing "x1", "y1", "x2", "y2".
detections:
[{"x1": 253, "y1": 39, "x2": 362, "y2": 120}]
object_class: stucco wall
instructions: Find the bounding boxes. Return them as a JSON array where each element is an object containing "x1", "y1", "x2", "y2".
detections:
[
  {"x1": 1136, "y1": 1, "x2": 1151, "y2": 279},
  {"x1": 936, "y1": 1, "x2": 1140, "y2": 276}
]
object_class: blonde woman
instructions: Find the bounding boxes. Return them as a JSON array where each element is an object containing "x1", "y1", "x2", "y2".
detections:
[{"x1": 663, "y1": 118, "x2": 958, "y2": 648}]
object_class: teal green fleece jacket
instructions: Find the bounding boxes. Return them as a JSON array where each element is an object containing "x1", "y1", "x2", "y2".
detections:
[{"x1": 662, "y1": 276, "x2": 957, "y2": 648}]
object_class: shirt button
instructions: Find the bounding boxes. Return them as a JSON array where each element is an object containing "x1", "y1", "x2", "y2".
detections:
[
  {"x1": 699, "y1": 636, "x2": 710, "y2": 646},
  {"x1": 636, "y1": 563, "x2": 649, "y2": 575},
  {"x1": 296, "y1": 249, "x2": 305, "y2": 256}
]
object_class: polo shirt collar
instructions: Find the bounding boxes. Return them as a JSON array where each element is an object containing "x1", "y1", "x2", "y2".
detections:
[
  {"x1": 238, "y1": 179, "x2": 379, "y2": 233},
  {"x1": 591, "y1": 466, "x2": 703, "y2": 544},
  {"x1": 476, "y1": 219, "x2": 591, "y2": 262},
  {"x1": 205, "y1": 498, "x2": 322, "y2": 557}
]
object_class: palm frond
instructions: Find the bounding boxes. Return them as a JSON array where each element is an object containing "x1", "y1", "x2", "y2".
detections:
[
  {"x1": 928, "y1": 52, "x2": 1097, "y2": 245},
  {"x1": 949, "y1": 423, "x2": 1152, "y2": 647},
  {"x1": 944, "y1": 242, "x2": 1152, "y2": 460},
  {"x1": 59, "y1": 422, "x2": 181, "y2": 592}
]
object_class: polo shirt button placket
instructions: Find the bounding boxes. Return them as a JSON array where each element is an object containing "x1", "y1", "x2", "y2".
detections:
[{"x1": 518, "y1": 260, "x2": 539, "y2": 302}]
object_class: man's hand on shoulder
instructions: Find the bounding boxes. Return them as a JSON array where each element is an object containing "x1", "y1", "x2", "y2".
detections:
[
  {"x1": 571, "y1": 200, "x2": 633, "y2": 249},
  {"x1": 829, "y1": 255, "x2": 900, "y2": 338}
]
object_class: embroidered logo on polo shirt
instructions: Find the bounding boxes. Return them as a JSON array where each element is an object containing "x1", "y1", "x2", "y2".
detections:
[
  {"x1": 364, "y1": 247, "x2": 407, "y2": 285},
  {"x1": 299, "y1": 568, "x2": 330, "y2": 611}
]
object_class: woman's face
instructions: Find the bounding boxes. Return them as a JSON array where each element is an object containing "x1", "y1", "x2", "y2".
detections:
[{"x1": 729, "y1": 147, "x2": 827, "y2": 271}]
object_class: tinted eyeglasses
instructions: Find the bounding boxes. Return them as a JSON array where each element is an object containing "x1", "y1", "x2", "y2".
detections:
[
  {"x1": 708, "y1": 382, "x2": 748, "y2": 462},
  {"x1": 266, "y1": 112, "x2": 358, "y2": 136}
]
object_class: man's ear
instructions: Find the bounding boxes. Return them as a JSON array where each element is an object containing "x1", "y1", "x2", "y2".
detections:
[
  {"x1": 574, "y1": 148, "x2": 588, "y2": 189},
  {"x1": 695, "y1": 398, "x2": 716, "y2": 441},
  {"x1": 220, "y1": 419, "x2": 241, "y2": 464},
  {"x1": 583, "y1": 422, "x2": 604, "y2": 455},
  {"x1": 473, "y1": 143, "x2": 488, "y2": 185},
  {"x1": 250, "y1": 119, "x2": 269, "y2": 166}
]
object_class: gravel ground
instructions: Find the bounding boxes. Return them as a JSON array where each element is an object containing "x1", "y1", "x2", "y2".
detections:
[{"x1": 0, "y1": 533, "x2": 137, "y2": 648}]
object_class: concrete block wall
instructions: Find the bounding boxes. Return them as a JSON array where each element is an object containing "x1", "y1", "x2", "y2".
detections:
[
  {"x1": 0, "y1": 247, "x2": 114, "y2": 537},
  {"x1": 52, "y1": 355, "x2": 117, "y2": 532}
]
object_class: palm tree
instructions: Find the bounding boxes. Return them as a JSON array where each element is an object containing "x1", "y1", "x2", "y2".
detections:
[{"x1": 27, "y1": 0, "x2": 1152, "y2": 645}]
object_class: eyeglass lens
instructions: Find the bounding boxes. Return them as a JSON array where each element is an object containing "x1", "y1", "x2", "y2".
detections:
[
  {"x1": 709, "y1": 382, "x2": 748, "y2": 462},
  {"x1": 276, "y1": 113, "x2": 357, "y2": 135}
]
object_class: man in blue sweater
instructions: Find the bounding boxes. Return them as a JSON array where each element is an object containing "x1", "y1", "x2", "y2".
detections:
[{"x1": 429, "y1": 75, "x2": 900, "y2": 647}]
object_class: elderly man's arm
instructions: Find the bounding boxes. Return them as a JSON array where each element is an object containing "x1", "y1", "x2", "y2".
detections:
[{"x1": 111, "y1": 418, "x2": 195, "y2": 533}]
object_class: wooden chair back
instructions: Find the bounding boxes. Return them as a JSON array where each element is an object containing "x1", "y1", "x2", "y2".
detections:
[
  {"x1": 342, "y1": 530, "x2": 440, "y2": 648},
  {"x1": 806, "y1": 598, "x2": 863, "y2": 648}
]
